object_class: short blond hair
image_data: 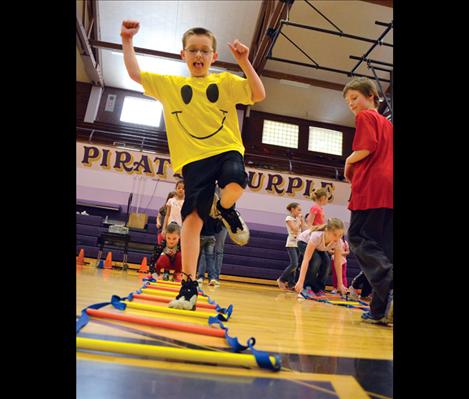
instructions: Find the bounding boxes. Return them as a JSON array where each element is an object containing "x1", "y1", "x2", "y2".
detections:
[
  {"x1": 182, "y1": 27, "x2": 217, "y2": 52},
  {"x1": 343, "y1": 77, "x2": 380, "y2": 108}
]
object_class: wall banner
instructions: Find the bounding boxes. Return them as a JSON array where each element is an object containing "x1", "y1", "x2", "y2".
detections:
[{"x1": 77, "y1": 143, "x2": 351, "y2": 205}]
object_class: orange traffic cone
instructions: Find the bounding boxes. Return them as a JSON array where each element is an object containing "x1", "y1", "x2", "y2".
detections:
[
  {"x1": 76, "y1": 248, "x2": 85, "y2": 265},
  {"x1": 104, "y1": 252, "x2": 113, "y2": 269},
  {"x1": 138, "y1": 257, "x2": 149, "y2": 273}
]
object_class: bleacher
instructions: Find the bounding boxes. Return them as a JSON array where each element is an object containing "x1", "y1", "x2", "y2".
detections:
[{"x1": 76, "y1": 204, "x2": 362, "y2": 284}]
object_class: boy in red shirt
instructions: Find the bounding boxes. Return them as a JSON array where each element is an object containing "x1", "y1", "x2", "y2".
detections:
[{"x1": 343, "y1": 77, "x2": 393, "y2": 326}]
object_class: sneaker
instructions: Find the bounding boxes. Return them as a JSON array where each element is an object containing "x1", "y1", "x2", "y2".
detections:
[
  {"x1": 162, "y1": 271, "x2": 170, "y2": 281},
  {"x1": 277, "y1": 279, "x2": 287, "y2": 290},
  {"x1": 209, "y1": 279, "x2": 219, "y2": 286},
  {"x1": 330, "y1": 289, "x2": 337, "y2": 295},
  {"x1": 197, "y1": 277, "x2": 204, "y2": 285},
  {"x1": 384, "y1": 289, "x2": 393, "y2": 324},
  {"x1": 360, "y1": 295, "x2": 371, "y2": 302},
  {"x1": 210, "y1": 194, "x2": 249, "y2": 246},
  {"x1": 361, "y1": 311, "x2": 389, "y2": 325},
  {"x1": 298, "y1": 288, "x2": 315, "y2": 300},
  {"x1": 168, "y1": 278, "x2": 199, "y2": 310},
  {"x1": 348, "y1": 286, "x2": 360, "y2": 301}
]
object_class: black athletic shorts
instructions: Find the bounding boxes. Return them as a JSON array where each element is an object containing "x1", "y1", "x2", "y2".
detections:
[{"x1": 180, "y1": 151, "x2": 248, "y2": 222}]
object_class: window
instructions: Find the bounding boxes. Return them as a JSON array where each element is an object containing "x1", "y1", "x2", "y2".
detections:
[
  {"x1": 308, "y1": 126, "x2": 343, "y2": 156},
  {"x1": 120, "y1": 96, "x2": 163, "y2": 127},
  {"x1": 262, "y1": 120, "x2": 299, "y2": 149}
]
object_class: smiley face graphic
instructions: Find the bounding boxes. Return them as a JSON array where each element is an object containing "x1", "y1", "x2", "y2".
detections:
[{"x1": 171, "y1": 83, "x2": 228, "y2": 140}]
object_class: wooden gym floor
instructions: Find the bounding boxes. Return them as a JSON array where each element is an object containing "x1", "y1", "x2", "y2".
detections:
[{"x1": 76, "y1": 262, "x2": 393, "y2": 399}]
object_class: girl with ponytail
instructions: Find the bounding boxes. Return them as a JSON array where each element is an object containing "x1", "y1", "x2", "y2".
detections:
[{"x1": 295, "y1": 218, "x2": 347, "y2": 299}]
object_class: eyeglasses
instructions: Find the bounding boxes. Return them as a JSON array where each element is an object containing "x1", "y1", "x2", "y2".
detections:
[{"x1": 184, "y1": 48, "x2": 213, "y2": 56}]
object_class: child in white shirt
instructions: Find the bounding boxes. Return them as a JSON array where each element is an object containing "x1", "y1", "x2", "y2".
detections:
[{"x1": 277, "y1": 202, "x2": 307, "y2": 290}]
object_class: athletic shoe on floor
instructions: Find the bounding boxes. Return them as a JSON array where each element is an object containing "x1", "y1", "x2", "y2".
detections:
[
  {"x1": 298, "y1": 288, "x2": 316, "y2": 300},
  {"x1": 197, "y1": 277, "x2": 204, "y2": 285},
  {"x1": 210, "y1": 194, "x2": 249, "y2": 246},
  {"x1": 162, "y1": 271, "x2": 170, "y2": 281},
  {"x1": 348, "y1": 286, "x2": 360, "y2": 301},
  {"x1": 277, "y1": 279, "x2": 287, "y2": 289},
  {"x1": 209, "y1": 279, "x2": 220, "y2": 286},
  {"x1": 330, "y1": 289, "x2": 337, "y2": 294},
  {"x1": 168, "y1": 278, "x2": 199, "y2": 310},
  {"x1": 361, "y1": 311, "x2": 389, "y2": 325}
]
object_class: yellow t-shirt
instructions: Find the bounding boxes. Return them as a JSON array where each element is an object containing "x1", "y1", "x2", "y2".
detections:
[{"x1": 141, "y1": 71, "x2": 254, "y2": 174}]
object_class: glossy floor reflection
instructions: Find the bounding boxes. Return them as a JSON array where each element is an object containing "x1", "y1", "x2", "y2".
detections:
[
  {"x1": 78, "y1": 359, "x2": 340, "y2": 399},
  {"x1": 77, "y1": 264, "x2": 393, "y2": 398}
]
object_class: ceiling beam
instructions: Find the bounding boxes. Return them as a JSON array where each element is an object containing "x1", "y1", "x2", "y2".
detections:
[
  {"x1": 90, "y1": 40, "x2": 243, "y2": 72},
  {"x1": 89, "y1": 0, "x2": 101, "y2": 65},
  {"x1": 378, "y1": 81, "x2": 392, "y2": 114},
  {"x1": 361, "y1": 0, "x2": 393, "y2": 7},
  {"x1": 261, "y1": 70, "x2": 344, "y2": 91},
  {"x1": 90, "y1": 40, "x2": 348, "y2": 92},
  {"x1": 77, "y1": 16, "x2": 104, "y2": 86},
  {"x1": 251, "y1": 0, "x2": 295, "y2": 75},
  {"x1": 248, "y1": 0, "x2": 273, "y2": 63}
]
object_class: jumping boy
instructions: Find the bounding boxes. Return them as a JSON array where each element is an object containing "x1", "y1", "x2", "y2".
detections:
[{"x1": 121, "y1": 21, "x2": 266, "y2": 309}]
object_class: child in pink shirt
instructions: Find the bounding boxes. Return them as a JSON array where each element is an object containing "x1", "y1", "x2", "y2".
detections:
[{"x1": 306, "y1": 188, "x2": 328, "y2": 226}]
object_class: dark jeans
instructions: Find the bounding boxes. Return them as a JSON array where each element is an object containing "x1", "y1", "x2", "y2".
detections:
[
  {"x1": 297, "y1": 241, "x2": 331, "y2": 293},
  {"x1": 351, "y1": 271, "x2": 372, "y2": 297},
  {"x1": 278, "y1": 247, "x2": 299, "y2": 285},
  {"x1": 348, "y1": 208, "x2": 393, "y2": 317},
  {"x1": 197, "y1": 236, "x2": 216, "y2": 280}
]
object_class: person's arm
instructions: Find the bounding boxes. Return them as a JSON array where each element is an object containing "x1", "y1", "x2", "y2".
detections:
[
  {"x1": 121, "y1": 20, "x2": 142, "y2": 84},
  {"x1": 294, "y1": 242, "x2": 316, "y2": 293},
  {"x1": 299, "y1": 215, "x2": 308, "y2": 231},
  {"x1": 162, "y1": 205, "x2": 171, "y2": 236},
  {"x1": 156, "y1": 212, "x2": 162, "y2": 230},
  {"x1": 344, "y1": 150, "x2": 370, "y2": 183},
  {"x1": 333, "y1": 247, "x2": 346, "y2": 295},
  {"x1": 342, "y1": 241, "x2": 350, "y2": 256},
  {"x1": 228, "y1": 40, "x2": 266, "y2": 103},
  {"x1": 306, "y1": 212, "x2": 316, "y2": 226},
  {"x1": 346, "y1": 150, "x2": 371, "y2": 165},
  {"x1": 286, "y1": 220, "x2": 300, "y2": 235}
]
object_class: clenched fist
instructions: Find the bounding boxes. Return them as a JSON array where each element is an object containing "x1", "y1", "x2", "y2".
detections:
[
  {"x1": 228, "y1": 39, "x2": 250, "y2": 64},
  {"x1": 121, "y1": 20, "x2": 140, "y2": 39}
]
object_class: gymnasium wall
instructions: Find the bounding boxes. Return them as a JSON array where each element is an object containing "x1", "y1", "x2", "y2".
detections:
[
  {"x1": 76, "y1": 142, "x2": 352, "y2": 231},
  {"x1": 76, "y1": 81, "x2": 354, "y2": 179}
]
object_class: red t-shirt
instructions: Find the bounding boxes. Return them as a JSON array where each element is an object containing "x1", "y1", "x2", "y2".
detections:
[
  {"x1": 349, "y1": 109, "x2": 393, "y2": 210},
  {"x1": 309, "y1": 203, "x2": 325, "y2": 225}
]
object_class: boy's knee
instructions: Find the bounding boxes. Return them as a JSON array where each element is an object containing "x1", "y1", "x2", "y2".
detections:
[
  {"x1": 222, "y1": 182, "x2": 244, "y2": 193},
  {"x1": 184, "y1": 210, "x2": 203, "y2": 224}
]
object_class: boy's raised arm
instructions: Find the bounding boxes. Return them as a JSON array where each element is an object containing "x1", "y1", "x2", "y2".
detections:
[
  {"x1": 228, "y1": 39, "x2": 266, "y2": 103},
  {"x1": 121, "y1": 20, "x2": 142, "y2": 84}
]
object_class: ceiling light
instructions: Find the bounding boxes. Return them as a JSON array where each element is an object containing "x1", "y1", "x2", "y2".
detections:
[{"x1": 279, "y1": 79, "x2": 311, "y2": 89}]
